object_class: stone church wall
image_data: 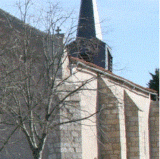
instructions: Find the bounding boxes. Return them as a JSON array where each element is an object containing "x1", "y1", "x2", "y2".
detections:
[
  {"x1": 71, "y1": 65, "x2": 158, "y2": 159},
  {"x1": 149, "y1": 100, "x2": 159, "y2": 159},
  {"x1": 0, "y1": 57, "x2": 159, "y2": 159},
  {"x1": 99, "y1": 77, "x2": 128, "y2": 159},
  {"x1": 97, "y1": 77, "x2": 121, "y2": 159},
  {"x1": 125, "y1": 90, "x2": 151, "y2": 159},
  {"x1": 71, "y1": 67, "x2": 98, "y2": 159},
  {"x1": 47, "y1": 81, "x2": 82, "y2": 159},
  {"x1": 124, "y1": 91, "x2": 140, "y2": 159}
]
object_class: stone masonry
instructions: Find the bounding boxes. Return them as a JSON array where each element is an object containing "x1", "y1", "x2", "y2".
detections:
[
  {"x1": 149, "y1": 100, "x2": 159, "y2": 159},
  {"x1": 48, "y1": 81, "x2": 82, "y2": 159},
  {"x1": 124, "y1": 91, "x2": 139, "y2": 159},
  {"x1": 97, "y1": 77, "x2": 121, "y2": 159}
]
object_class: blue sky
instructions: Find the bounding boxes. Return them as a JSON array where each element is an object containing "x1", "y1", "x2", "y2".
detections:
[{"x1": 0, "y1": 0, "x2": 159, "y2": 87}]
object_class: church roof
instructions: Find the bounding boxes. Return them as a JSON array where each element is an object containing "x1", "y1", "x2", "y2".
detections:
[
  {"x1": 69, "y1": 56, "x2": 157, "y2": 95},
  {"x1": 0, "y1": 8, "x2": 45, "y2": 37}
]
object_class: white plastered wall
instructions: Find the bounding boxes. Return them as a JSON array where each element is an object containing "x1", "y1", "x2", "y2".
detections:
[
  {"x1": 71, "y1": 67, "x2": 98, "y2": 159},
  {"x1": 61, "y1": 49, "x2": 70, "y2": 79}
]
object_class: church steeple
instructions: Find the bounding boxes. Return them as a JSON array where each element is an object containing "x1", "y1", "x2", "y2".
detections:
[
  {"x1": 68, "y1": 0, "x2": 113, "y2": 71},
  {"x1": 77, "y1": 0, "x2": 96, "y2": 39}
]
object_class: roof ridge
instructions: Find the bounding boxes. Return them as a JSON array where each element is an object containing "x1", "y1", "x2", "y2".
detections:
[
  {"x1": 0, "y1": 8, "x2": 45, "y2": 36},
  {"x1": 69, "y1": 56, "x2": 157, "y2": 94}
]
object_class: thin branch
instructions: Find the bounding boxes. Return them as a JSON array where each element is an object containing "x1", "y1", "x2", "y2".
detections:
[{"x1": 0, "y1": 125, "x2": 20, "y2": 152}]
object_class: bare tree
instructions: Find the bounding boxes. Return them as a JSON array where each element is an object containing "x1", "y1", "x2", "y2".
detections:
[{"x1": 0, "y1": 1, "x2": 97, "y2": 158}]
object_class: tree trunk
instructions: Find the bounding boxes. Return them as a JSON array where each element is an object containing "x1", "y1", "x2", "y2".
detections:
[
  {"x1": 33, "y1": 149, "x2": 43, "y2": 159},
  {"x1": 32, "y1": 136, "x2": 46, "y2": 159}
]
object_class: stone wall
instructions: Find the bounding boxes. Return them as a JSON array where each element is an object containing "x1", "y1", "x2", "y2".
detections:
[
  {"x1": 124, "y1": 91, "x2": 139, "y2": 159},
  {"x1": 48, "y1": 81, "x2": 82, "y2": 159},
  {"x1": 98, "y1": 77, "x2": 121, "y2": 159},
  {"x1": 0, "y1": 54, "x2": 158, "y2": 159},
  {"x1": 149, "y1": 100, "x2": 159, "y2": 159},
  {"x1": 0, "y1": 128, "x2": 33, "y2": 159},
  {"x1": 98, "y1": 75, "x2": 152, "y2": 159},
  {"x1": 60, "y1": 100, "x2": 82, "y2": 159}
]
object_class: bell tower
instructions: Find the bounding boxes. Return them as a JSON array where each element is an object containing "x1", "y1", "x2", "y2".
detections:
[{"x1": 68, "y1": 0, "x2": 113, "y2": 71}]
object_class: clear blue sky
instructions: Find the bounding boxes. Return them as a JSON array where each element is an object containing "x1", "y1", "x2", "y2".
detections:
[{"x1": 0, "y1": 0, "x2": 159, "y2": 87}]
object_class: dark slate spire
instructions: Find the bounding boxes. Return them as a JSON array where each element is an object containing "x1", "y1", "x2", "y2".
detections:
[
  {"x1": 77, "y1": 0, "x2": 96, "y2": 39},
  {"x1": 67, "y1": 0, "x2": 113, "y2": 70}
]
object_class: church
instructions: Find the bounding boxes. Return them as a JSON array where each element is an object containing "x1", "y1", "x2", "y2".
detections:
[{"x1": 0, "y1": 0, "x2": 159, "y2": 159}]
